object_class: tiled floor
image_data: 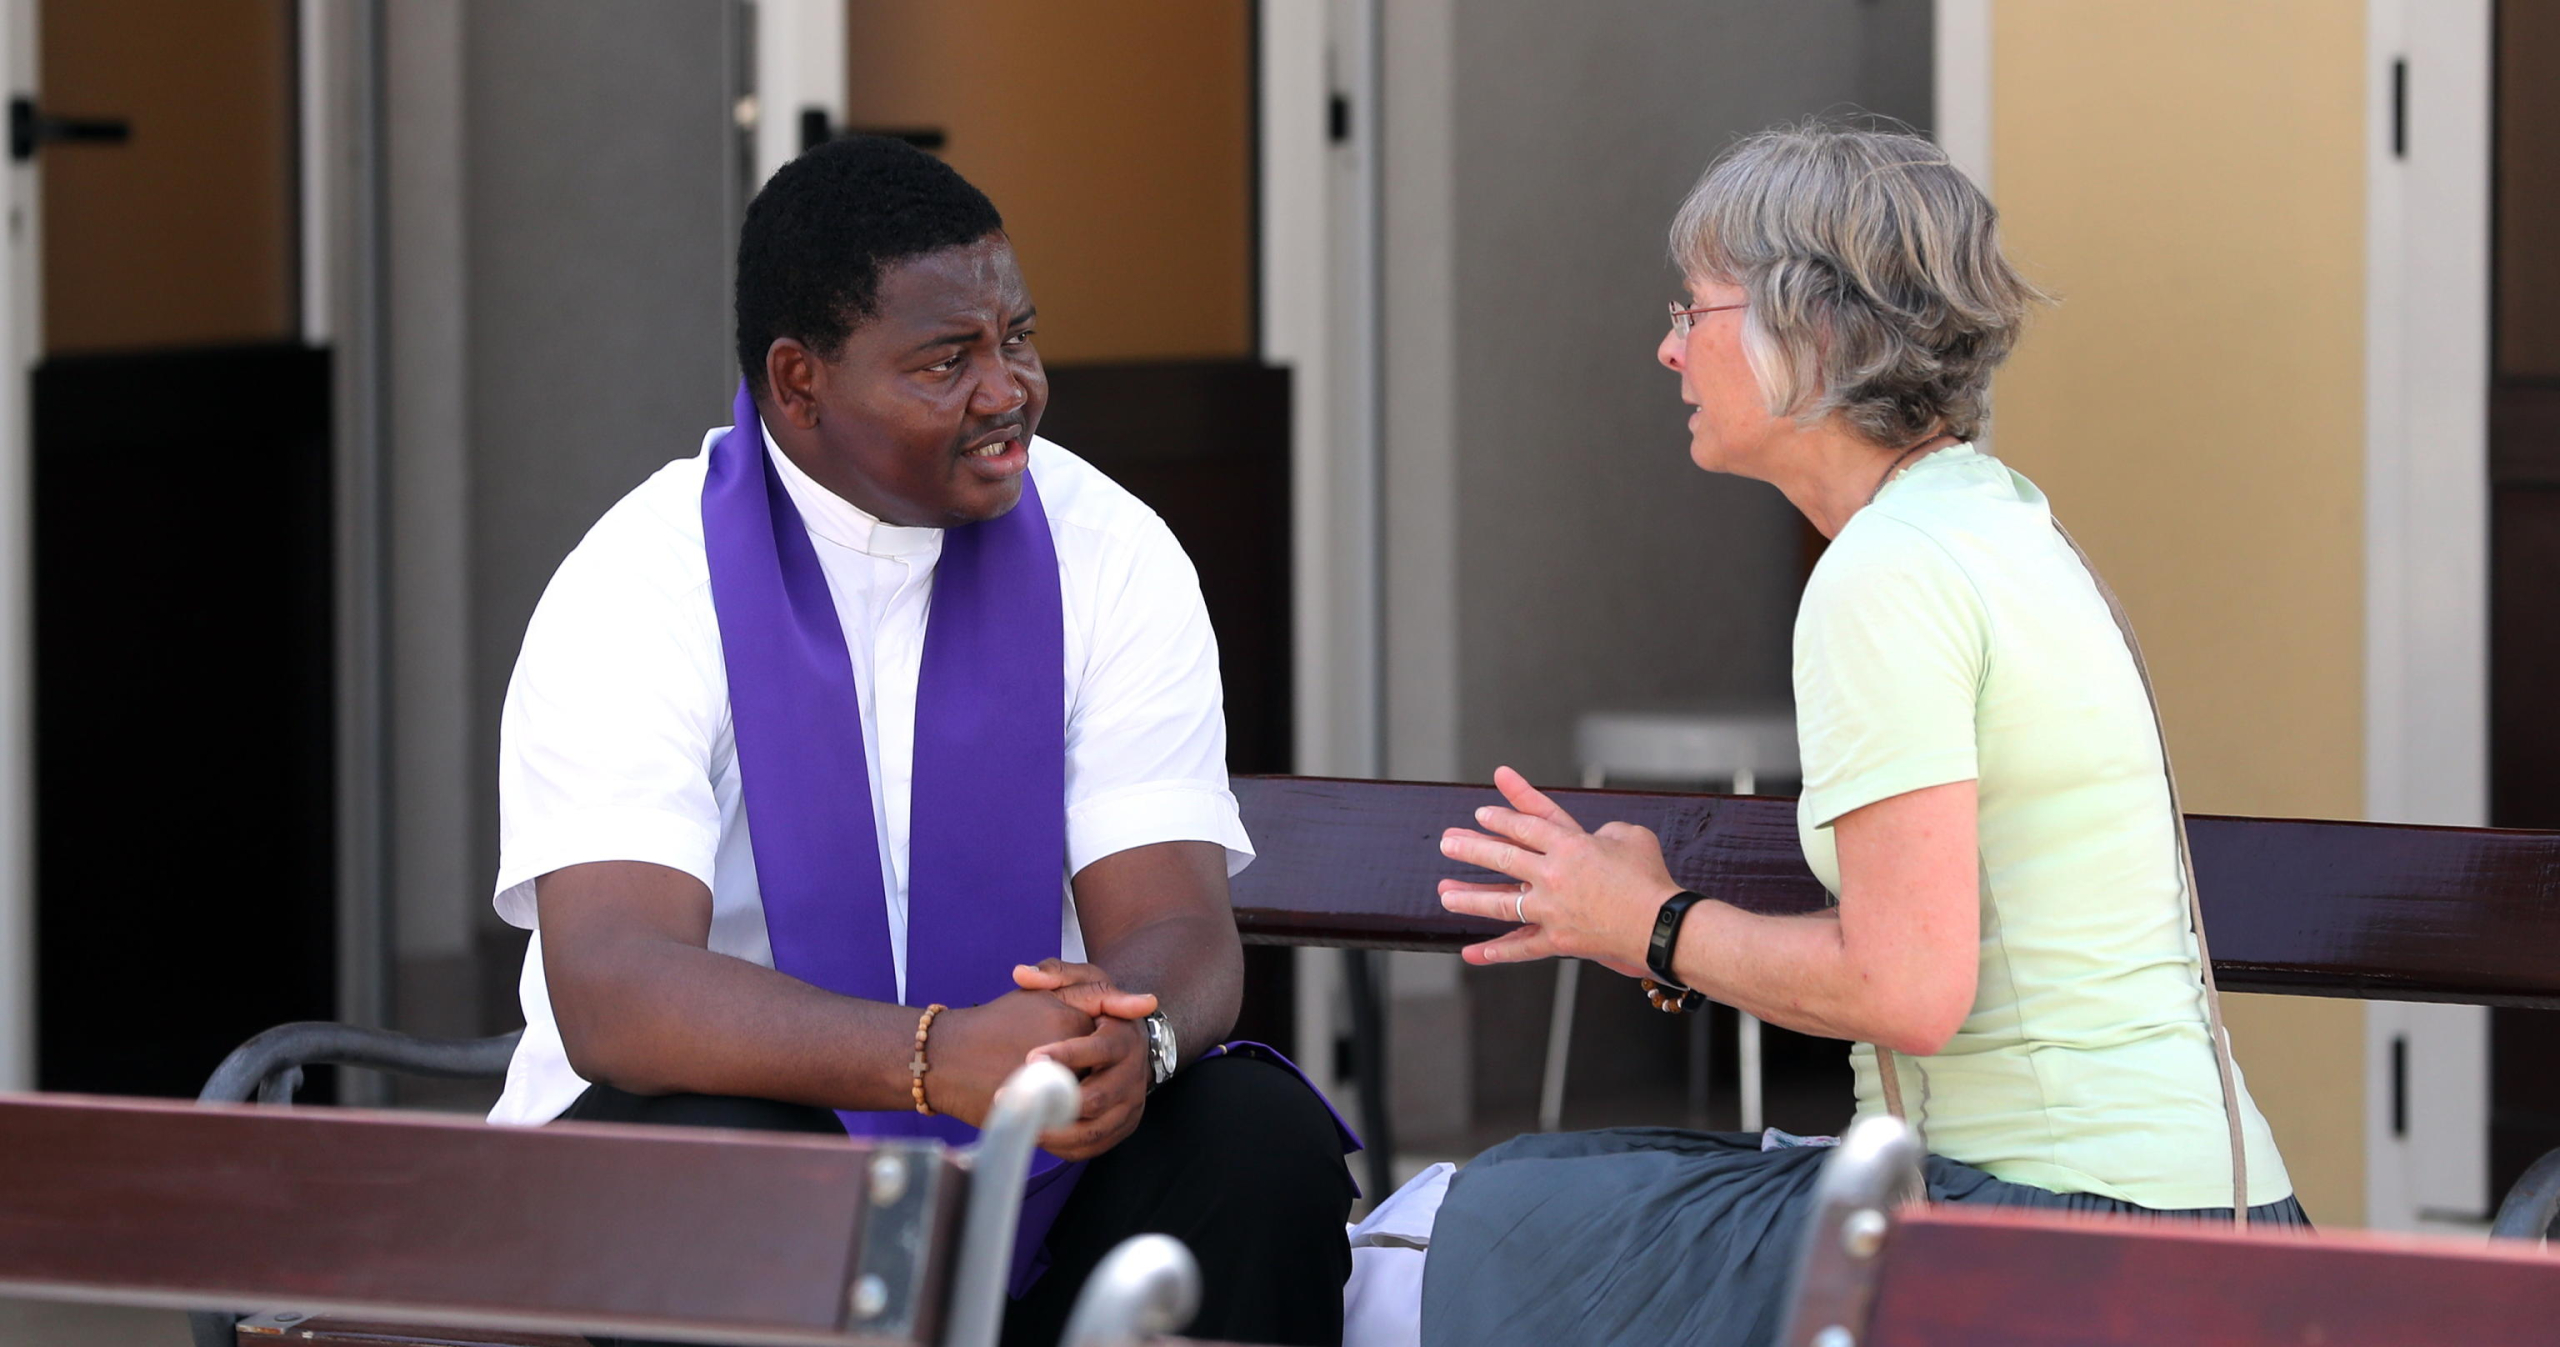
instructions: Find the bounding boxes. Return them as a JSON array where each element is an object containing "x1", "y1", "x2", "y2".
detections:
[{"x1": 0, "y1": 1296, "x2": 191, "y2": 1346}]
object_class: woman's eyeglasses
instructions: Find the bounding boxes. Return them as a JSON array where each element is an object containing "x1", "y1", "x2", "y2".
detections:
[{"x1": 1668, "y1": 300, "x2": 1747, "y2": 337}]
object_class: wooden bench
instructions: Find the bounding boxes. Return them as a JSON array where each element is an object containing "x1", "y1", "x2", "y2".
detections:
[
  {"x1": 1773, "y1": 1115, "x2": 2560, "y2": 1347},
  {"x1": 1225, "y1": 774, "x2": 2560, "y2": 1234},
  {"x1": 0, "y1": 1062, "x2": 1140, "y2": 1347},
  {"x1": 1230, "y1": 775, "x2": 2560, "y2": 1003},
  {"x1": 23, "y1": 772, "x2": 2560, "y2": 1344},
  {"x1": 1082, "y1": 1118, "x2": 2560, "y2": 1347},
  {"x1": 997, "y1": 1117, "x2": 2560, "y2": 1347}
]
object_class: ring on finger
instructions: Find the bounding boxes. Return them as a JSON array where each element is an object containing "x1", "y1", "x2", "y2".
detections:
[{"x1": 1514, "y1": 883, "x2": 1529, "y2": 925}]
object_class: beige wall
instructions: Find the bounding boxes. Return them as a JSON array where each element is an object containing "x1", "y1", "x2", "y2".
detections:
[{"x1": 1991, "y1": 2, "x2": 2368, "y2": 1224}]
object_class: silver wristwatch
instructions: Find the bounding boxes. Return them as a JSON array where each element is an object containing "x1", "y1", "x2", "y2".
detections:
[{"x1": 1141, "y1": 1010, "x2": 1178, "y2": 1092}]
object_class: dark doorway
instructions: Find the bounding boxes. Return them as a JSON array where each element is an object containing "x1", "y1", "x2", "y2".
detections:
[
  {"x1": 30, "y1": 1, "x2": 337, "y2": 1097},
  {"x1": 2489, "y1": 0, "x2": 2560, "y2": 1197},
  {"x1": 1037, "y1": 361, "x2": 1293, "y2": 778},
  {"x1": 33, "y1": 347, "x2": 337, "y2": 1097}
]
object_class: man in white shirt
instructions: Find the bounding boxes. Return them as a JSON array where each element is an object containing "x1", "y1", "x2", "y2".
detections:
[{"x1": 489, "y1": 135, "x2": 1354, "y2": 1347}]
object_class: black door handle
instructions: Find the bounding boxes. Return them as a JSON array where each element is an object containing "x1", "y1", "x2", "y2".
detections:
[{"x1": 11, "y1": 96, "x2": 132, "y2": 162}]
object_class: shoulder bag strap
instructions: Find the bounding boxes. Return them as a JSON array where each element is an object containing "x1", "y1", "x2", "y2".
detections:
[{"x1": 1873, "y1": 518, "x2": 2250, "y2": 1225}]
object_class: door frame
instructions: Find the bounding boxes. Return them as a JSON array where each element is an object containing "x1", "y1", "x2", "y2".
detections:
[
  {"x1": 0, "y1": 0, "x2": 36, "y2": 1092},
  {"x1": 2361, "y1": 0, "x2": 2494, "y2": 1230},
  {"x1": 1933, "y1": 0, "x2": 1993, "y2": 193},
  {"x1": 750, "y1": 0, "x2": 844, "y2": 187},
  {"x1": 1264, "y1": 0, "x2": 1382, "y2": 786},
  {"x1": 302, "y1": 0, "x2": 394, "y2": 1073},
  {"x1": 1263, "y1": 0, "x2": 1383, "y2": 1103}
]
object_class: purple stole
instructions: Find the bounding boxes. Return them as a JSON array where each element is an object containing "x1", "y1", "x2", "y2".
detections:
[{"x1": 700, "y1": 381, "x2": 1079, "y2": 1295}]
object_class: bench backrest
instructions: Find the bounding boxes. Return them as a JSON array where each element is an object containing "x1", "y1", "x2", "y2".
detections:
[
  {"x1": 0, "y1": 1093, "x2": 964, "y2": 1346},
  {"x1": 1231, "y1": 775, "x2": 2560, "y2": 1007}
]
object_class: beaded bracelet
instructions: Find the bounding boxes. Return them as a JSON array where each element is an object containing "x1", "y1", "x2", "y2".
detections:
[
  {"x1": 910, "y1": 1003, "x2": 949, "y2": 1115},
  {"x1": 1640, "y1": 979, "x2": 1704, "y2": 1014}
]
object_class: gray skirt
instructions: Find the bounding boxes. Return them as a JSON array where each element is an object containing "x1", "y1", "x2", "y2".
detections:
[{"x1": 1417, "y1": 1127, "x2": 2308, "y2": 1347}]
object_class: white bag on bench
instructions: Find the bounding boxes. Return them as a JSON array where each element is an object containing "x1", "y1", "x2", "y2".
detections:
[{"x1": 1343, "y1": 1162, "x2": 1456, "y2": 1347}]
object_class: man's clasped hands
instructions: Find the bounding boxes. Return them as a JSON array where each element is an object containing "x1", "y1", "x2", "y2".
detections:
[{"x1": 923, "y1": 957, "x2": 1158, "y2": 1162}]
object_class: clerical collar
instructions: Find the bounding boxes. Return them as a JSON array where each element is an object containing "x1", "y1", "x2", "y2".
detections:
[{"x1": 759, "y1": 419, "x2": 943, "y2": 559}]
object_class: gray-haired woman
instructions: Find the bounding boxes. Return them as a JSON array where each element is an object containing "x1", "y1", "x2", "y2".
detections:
[{"x1": 1419, "y1": 125, "x2": 2305, "y2": 1346}]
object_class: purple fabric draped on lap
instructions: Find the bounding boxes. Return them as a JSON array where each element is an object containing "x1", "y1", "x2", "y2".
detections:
[{"x1": 700, "y1": 380, "x2": 1077, "y2": 1295}]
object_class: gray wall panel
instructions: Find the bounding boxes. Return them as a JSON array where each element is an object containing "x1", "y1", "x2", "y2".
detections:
[
  {"x1": 386, "y1": 0, "x2": 474, "y2": 1039},
  {"x1": 460, "y1": 0, "x2": 736, "y2": 1014},
  {"x1": 1448, "y1": 0, "x2": 1932, "y2": 791},
  {"x1": 1426, "y1": 0, "x2": 1934, "y2": 1125}
]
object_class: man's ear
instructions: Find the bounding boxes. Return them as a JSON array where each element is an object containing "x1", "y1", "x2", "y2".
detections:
[{"x1": 763, "y1": 339, "x2": 825, "y2": 431}]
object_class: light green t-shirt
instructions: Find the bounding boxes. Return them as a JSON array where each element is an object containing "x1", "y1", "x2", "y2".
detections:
[{"x1": 1793, "y1": 443, "x2": 2291, "y2": 1210}]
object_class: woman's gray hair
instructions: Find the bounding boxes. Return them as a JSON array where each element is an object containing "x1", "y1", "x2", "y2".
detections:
[{"x1": 1670, "y1": 122, "x2": 2046, "y2": 445}]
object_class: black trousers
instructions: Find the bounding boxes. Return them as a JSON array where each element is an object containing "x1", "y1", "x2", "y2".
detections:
[{"x1": 561, "y1": 1054, "x2": 1356, "y2": 1347}]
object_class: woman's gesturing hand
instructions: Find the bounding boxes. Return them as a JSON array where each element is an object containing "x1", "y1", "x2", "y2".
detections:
[{"x1": 1436, "y1": 766, "x2": 1683, "y2": 979}]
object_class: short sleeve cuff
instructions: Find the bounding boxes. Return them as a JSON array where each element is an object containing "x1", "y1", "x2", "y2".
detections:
[
  {"x1": 1802, "y1": 750, "x2": 1980, "y2": 831},
  {"x1": 1067, "y1": 781, "x2": 1256, "y2": 878},
  {"x1": 491, "y1": 805, "x2": 723, "y2": 929}
]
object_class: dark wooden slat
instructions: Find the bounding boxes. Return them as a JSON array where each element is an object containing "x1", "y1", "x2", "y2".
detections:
[
  {"x1": 1229, "y1": 776, "x2": 1813, "y2": 948},
  {"x1": 1228, "y1": 776, "x2": 2560, "y2": 1008},
  {"x1": 2491, "y1": 378, "x2": 2560, "y2": 486},
  {"x1": 0, "y1": 1094, "x2": 944, "y2": 1346},
  {"x1": 1867, "y1": 1206, "x2": 2560, "y2": 1346}
]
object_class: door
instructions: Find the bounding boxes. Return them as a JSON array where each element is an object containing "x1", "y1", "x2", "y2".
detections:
[
  {"x1": 26, "y1": 0, "x2": 337, "y2": 1099},
  {"x1": 827, "y1": 1, "x2": 1298, "y2": 1047}
]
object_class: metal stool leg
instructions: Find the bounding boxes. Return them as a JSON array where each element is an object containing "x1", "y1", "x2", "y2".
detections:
[
  {"x1": 1729, "y1": 768, "x2": 1763, "y2": 1133},
  {"x1": 1537, "y1": 959, "x2": 1580, "y2": 1132},
  {"x1": 1686, "y1": 1009, "x2": 1714, "y2": 1125},
  {"x1": 1534, "y1": 764, "x2": 1612, "y2": 1133},
  {"x1": 1739, "y1": 1012, "x2": 1764, "y2": 1133},
  {"x1": 1343, "y1": 948, "x2": 1395, "y2": 1199}
]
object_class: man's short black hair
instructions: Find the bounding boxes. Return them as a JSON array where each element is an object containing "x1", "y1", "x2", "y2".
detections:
[{"x1": 734, "y1": 135, "x2": 1004, "y2": 396}]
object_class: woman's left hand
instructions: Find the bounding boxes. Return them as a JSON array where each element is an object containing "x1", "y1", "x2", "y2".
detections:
[{"x1": 1438, "y1": 766, "x2": 1682, "y2": 979}]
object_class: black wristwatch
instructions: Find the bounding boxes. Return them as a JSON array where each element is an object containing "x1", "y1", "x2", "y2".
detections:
[{"x1": 1646, "y1": 889, "x2": 1710, "y2": 990}]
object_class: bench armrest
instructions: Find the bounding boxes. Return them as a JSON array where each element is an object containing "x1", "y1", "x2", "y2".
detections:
[
  {"x1": 1061, "y1": 1234, "x2": 1200, "y2": 1347},
  {"x1": 943, "y1": 1060, "x2": 1081, "y2": 1347},
  {"x1": 1777, "y1": 1116, "x2": 1926, "y2": 1347},
  {"x1": 2493, "y1": 1146, "x2": 2560, "y2": 1241},
  {"x1": 190, "y1": 1024, "x2": 520, "y2": 1347},
  {"x1": 197, "y1": 1022, "x2": 522, "y2": 1106}
]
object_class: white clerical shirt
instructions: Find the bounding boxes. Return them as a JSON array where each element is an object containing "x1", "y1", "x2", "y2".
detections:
[{"x1": 487, "y1": 423, "x2": 1253, "y2": 1125}]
